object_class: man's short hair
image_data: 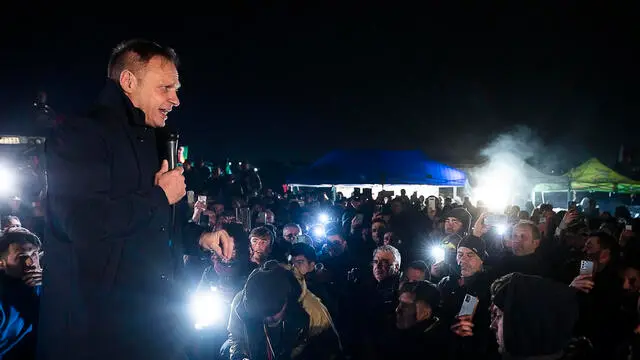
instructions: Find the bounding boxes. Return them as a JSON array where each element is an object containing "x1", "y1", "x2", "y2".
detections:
[
  {"x1": 283, "y1": 223, "x2": 302, "y2": 233},
  {"x1": 407, "y1": 260, "x2": 428, "y2": 273},
  {"x1": 590, "y1": 231, "x2": 620, "y2": 259},
  {"x1": 249, "y1": 226, "x2": 273, "y2": 244},
  {"x1": 107, "y1": 39, "x2": 179, "y2": 80},
  {"x1": 373, "y1": 245, "x2": 402, "y2": 268},
  {"x1": 290, "y1": 243, "x2": 317, "y2": 263},
  {"x1": 514, "y1": 220, "x2": 541, "y2": 241},
  {"x1": 0, "y1": 227, "x2": 41, "y2": 255},
  {"x1": 325, "y1": 224, "x2": 343, "y2": 239},
  {"x1": 399, "y1": 280, "x2": 440, "y2": 309},
  {"x1": 3, "y1": 215, "x2": 20, "y2": 224}
]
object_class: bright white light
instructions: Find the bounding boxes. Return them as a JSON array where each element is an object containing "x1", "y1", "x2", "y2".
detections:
[
  {"x1": 318, "y1": 213, "x2": 330, "y2": 224},
  {"x1": 472, "y1": 161, "x2": 516, "y2": 212},
  {"x1": 0, "y1": 168, "x2": 16, "y2": 195},
  {"x1": 254, "y1": 168, "x2": 259, "y2": 172},
  {"x1": 430, "y1": 246, "x2": 445, "y2": 263},
  {"x1": 495, "y1": 224, "x2": 507, "y2": 235},
  {"x1": 312, "y1": 225, "x2": 326, "y2": 238},
  {"x1": 189, "y1": 290, "x2": 224, "y2": 330}
]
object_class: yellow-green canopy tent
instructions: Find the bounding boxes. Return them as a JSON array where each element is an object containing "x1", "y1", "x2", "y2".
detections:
[{"x1": 565, "y1": 158, "x2": 640, "y2": 193}]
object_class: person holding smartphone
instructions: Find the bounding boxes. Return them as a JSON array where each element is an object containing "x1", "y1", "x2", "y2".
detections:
[
  {"x1": 438, "y1": 235, "x2": 499, "y2": 359},
  {"x1": 569, "y1": 231, "x2": 625, "y2": 358}
]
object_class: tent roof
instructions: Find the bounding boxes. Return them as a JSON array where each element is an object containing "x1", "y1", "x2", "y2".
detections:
[
  {"x1": 521, "y1": 162, "x2": 570, "y2": 192},
  {"x1": 287, "y1": 150, "x2": 466, "y2": 186},
  {"x1": 566, "y1": 158, "x2": 640, "y2": 193}
]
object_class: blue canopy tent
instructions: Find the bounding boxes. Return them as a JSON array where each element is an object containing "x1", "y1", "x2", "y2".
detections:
[{"x1": 287, "y1": 150, "x2": 466, "y2": 187}]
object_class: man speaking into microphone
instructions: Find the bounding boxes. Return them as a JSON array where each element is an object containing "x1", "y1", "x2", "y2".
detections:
[{"x1": 40, "y1": 39, "x2": 197, "y2": 360}]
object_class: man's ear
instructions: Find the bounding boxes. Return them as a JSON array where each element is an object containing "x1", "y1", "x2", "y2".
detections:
[
  {"x1": 416, "y1": 302, "x2": 432, "y2": 322},
  {"x1": 119, "y1": 70, "x2": 137, "y2": 94}
]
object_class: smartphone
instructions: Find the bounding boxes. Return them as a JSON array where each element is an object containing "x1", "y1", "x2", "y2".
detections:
[
  {"x1": 428, "y1": 198, "x2": 436, "y2": 212},
  {"x1": 626, "y1": 225, "x2": 633, "y2": 231},
  {"x1": 458, "y1": 294, "x2": 479, "y2": 317},
  {"x1": 485, "y1": 214, "x2": 507, "y2": 227},
  {"x1": 579, "y1": 260, "x2": 595, "y2": 276},
  {"x1": 198, "y1": 195, "x2": 207, "y2": 203},
  {"x1": 187, "y1": 191, "x2": 195, "y2": 205}
]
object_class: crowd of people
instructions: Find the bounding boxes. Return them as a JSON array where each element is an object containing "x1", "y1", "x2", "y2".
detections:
[
  {"x1": 2, "y1": 38, "x2": 640, "y2": 360},
  {"x1": 2, "y1": 156, "x2": 640, "y2": 359},
  {"x1": 177, "y1": 162, "x2": 640, "y2": 360}
]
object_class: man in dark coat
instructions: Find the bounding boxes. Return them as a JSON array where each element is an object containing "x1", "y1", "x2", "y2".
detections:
[{"x1": 38, "y1": 39, "x2": 193, "y2": 360}]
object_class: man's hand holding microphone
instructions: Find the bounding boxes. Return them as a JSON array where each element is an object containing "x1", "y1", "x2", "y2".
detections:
[{"x1": 155, "y1": 159, "x2": 186, "y2": 204}]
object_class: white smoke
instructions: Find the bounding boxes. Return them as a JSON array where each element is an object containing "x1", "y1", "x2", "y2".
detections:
[{"x1": 470, "y1": 126, "x2": 548, "y2": 212}]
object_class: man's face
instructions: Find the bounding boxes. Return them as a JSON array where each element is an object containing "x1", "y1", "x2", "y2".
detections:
[
  {"x1": 444, "y1": 217, "x2": 463, "y2": 235},
  {"x1": 283, "y1": 226, "x2": 301, "y2": 243},
  {"x1": 396, "y1": 292, "x2": 418, "y2": 329},
  {"x1": 456, "y1": 247, "x2": 483, "y2": 277},
  {"x1": 623, "y1": 267, "x2": 640, "y2": 292},
  {"x1": 3, "y1": 218, "x2": 21, "y2": 231},
  {"x1": 583, "y1": 236, "x2": 601, "y2": 256},
  {"x1": 250, "y1": 236, "x2": 270, "y2": 261},
  {"x1": 327, "y1": 235, "x2": 346, "y2": 257},
  {"x1": 490, "y1": 305, "x2": 505, "y2": 353},
  {"x1": 265, "y1": 212, "x2": 275, "y2": 224},
  {"x1": 383, "y1": 232, "x2": 395, "y2": 246},
  {"x1": 371, "y1": 222, "x2": 385, "y2": 244},
  {"x1": 122, "y1": 56, "x2": 180, "y2": 128},
  {"x1": 372, "y1": 250, "x2": 397, "y2": 282},
  {"x1": 0, "y1": 242, "x2": 41, "y2": 279},
  {"x1": 406, "y1": 268, "x2": 425, "y2": 282},
  {"x1": 510, "y1": 225, "x2": 539, "y2": 256},
  {"x1": 292, "y1": 255, "x2": 315, "y2": 276}
]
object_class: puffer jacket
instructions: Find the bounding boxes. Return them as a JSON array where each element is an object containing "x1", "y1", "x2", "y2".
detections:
[{"x1": 227, "y1": 264, "x2": 342, "y2": 360}]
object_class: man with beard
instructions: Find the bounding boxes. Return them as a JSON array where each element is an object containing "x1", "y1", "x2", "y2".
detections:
[
  {"x1": 430, "y1": 207, "x2": 472, "y2": 281},
  {"x1": 248, "y1": 227, "x2": 275, "y2": 272},
  {"x1": 569, "y1": 232, "x2": 625, "y2": 358}
]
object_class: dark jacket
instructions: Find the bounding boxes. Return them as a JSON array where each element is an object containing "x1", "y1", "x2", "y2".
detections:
[
  {"x1": 227, "y1": 266, "x2": 341, "y2": 360},
  {"x1": 395, "y1": 316, "x2": 447, "y2": 360},
  {"x1": 0, "y1": 274, "x2": 40, "y2": 360},
  {"x1": 438, "y1": 270, "x2": 499, "y2": 360},
  {"x1": 39, "y1": 80, "x2": 200, "y2": 360}
]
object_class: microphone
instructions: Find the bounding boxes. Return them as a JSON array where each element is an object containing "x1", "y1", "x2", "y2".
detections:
[
  {"x1": 167, "y1": 132, "x2": 179, "y2": 170},
  {"x1": 166, "y1": 132, "x2": 179, "y2": 237}
]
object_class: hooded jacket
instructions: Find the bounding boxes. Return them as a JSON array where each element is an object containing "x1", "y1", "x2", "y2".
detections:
[
  {"x1": 227, "y1": 263, "x2": 341, "y2": 360},
  {"x1": 492, "y1": 273, "x2": 579, "y2": 359}
]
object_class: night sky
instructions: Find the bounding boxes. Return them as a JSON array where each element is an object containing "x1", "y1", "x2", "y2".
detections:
[{"x1": 1, "y1": 6, "x2": 637, "y2": 167}]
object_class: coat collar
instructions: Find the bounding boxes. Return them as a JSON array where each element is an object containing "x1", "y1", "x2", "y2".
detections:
[{"x1": 96, "y1": 79, "x2": 147, "y2": 127}]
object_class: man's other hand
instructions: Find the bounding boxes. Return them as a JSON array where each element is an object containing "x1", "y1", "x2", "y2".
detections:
[{"x1": 155, "y1": 160, "x2": 186, "y2": 205}]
